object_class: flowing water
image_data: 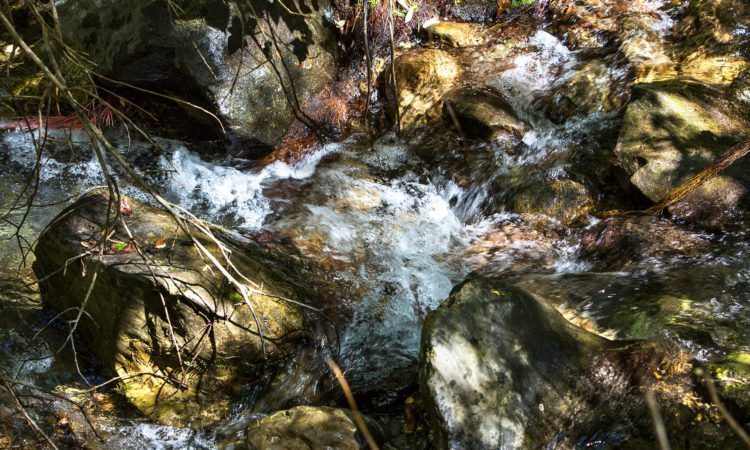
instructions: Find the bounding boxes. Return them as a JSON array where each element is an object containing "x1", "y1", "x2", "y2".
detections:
[{"x1": 1, "y1": 8, "x2": 749, "y2": 446}]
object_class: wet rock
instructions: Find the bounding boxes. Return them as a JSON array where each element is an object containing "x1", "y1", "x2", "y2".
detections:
[
  {"x1": 33, "y1": 191, "x2": 305, "y2": 426},
  {"x1": 676, "y1": 0, "x2": 750, "y2": 55},
  {"x1": 58, "y1": 0, "x2": 336, "y2": 147},
  {"x1": 546, "y1": 0, "x2": 618, "y2": 49},
  {"x1": 441, "y1": 87, "x2": 525, "y2": 140},
  {"x1": 513, "y1": 262, "x2": 750, "y2": 357},
  {"x1": 668, "y1": 0, "x2": 750, "y2": 88},
  {"x1": 679, "y1": 51, "x2": 749, "y2": 86},
  {"x1": 618, "y1": 14, "x2": 677, "y2": 83},
  {"x1": 390, "y1": 48, "x2": 463, "y2": 132},
  {"x1": 706, "y1": 352, "x2": 750, "y2": 413},
  {"x1": 244, "y1": 406, "x2": 367, "y2": 450},
  {"x1": 423, "y1": 22, "x2": 485, "y2": 48},
  {"x1": 420, "y1": 278, "x2": 733, "y2": 448},
  {"x1": 615, "y1": 82, "x2": 750, "y2": 227},
  {"x1": 733, "y1": 69, "x2": 750, "y2": 111},
  {"x1": 512, "y1": 179, "x2": 593, "y2": 225},
  {"x1": 551, "y1": 57, "x2": 632, "y2": 117},
  {"x1": 448, "y1": 0, "x2": 498, "y2": 22},
  {"x1": 579, "y1": 214, "x2": 710, "y2": 271},
  {"x1": 667, "y1": 175, "x2": 750, "y2": 229},
  {"x1": 466, "y1": 215, "x2": 563, "y2": 277}
]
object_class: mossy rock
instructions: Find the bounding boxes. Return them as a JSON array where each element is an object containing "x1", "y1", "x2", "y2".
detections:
[
  {"x1": 243, "y1": 406, "x2": 370, "y2": 450},
  {"x1": 615, "y1": 81, "x2": 750, "y2": 227},
  {"x1": 511, "y1": 179, "x2": 593, "y2": 225},
  {"x1": 707, "y1": 352, "x2": 750, "y2": 412},
  {"x1": 33, "y1": 190, "x2": 306, "y2": 427}
]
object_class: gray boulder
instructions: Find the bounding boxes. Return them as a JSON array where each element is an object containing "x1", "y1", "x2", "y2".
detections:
[
  {"x1": 420, "y1": 279, "x2": 608, "y2": 448},
  {"x1": 58, "y1": 0, "x2": 336, "y2": 146},
  {"x1": 615, "y1": 82, "x2": 750, "y2": 227},
  {"x1": 419, "y1": 278, "x2": 744, "y2": 448}
]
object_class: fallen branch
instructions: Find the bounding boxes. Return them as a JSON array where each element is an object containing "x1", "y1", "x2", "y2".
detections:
[{"x1": 325, "y1": 357, "x2": 379, "y2": 450}]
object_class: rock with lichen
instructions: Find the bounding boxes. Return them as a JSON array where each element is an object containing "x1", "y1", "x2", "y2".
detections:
[
  {"x1": 615, "y1": 82, "x2": 750, "y2": 228},
  {"x1": 33, "y1": 190, "x2": 306, "y2": 427},
  {"x1": 242, "y1": 406, "x2": 370, "y2": 450},
  {"x1": 388, "y1": 48, "x2": 463, "y2": 132},
  {"x1": 420, "y1": 278, "x2": 747, "y2": 448}
]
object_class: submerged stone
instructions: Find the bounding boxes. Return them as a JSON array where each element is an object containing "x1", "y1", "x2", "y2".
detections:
[
  {"x1": 579, "y1": 214, "x2": 710, "y2": 271},
  {"x1": 243, "y1": 406, "x2": 367, "y2": 450}
]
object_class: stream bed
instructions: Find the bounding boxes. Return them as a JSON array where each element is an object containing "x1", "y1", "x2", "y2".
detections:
[{"x1": 2, "y1": 0, "x2": 750, "y2": 446}]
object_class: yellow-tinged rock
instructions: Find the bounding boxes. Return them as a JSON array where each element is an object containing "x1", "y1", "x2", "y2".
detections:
[
  {"x1": 680, "y1": 51, "x2": 749, "y2": 85},
  {"x1": 391, "y1": 48, "x2": 463, "y2": 131},
  {"x1": 424, "y1": 21, "x2": 484, "y2": 48}
]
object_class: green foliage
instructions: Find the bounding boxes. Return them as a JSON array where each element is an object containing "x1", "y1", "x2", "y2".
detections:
[{"x1": 511, "y1": 0, "x2": 535, "y2": 7}]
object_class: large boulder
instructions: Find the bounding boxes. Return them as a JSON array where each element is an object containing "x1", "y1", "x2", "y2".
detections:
[
  {"x1": 33, "y1": 191, "x2": 306, "y2": 426},
  {"x1": 421, "y1": 279, "x2": 607, "y2": 448},
  {"x1": 615, "y1": 82, "x2": 750, "y2": 227},
  {"x1": 420, "y1": 278, "x2": 746, "y2": 448},
  {"x1": 58, "y1": 0, "x2": 336, "y2": 147}
]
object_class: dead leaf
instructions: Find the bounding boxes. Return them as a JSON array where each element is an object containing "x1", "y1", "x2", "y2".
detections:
[
  {"x1": 154, "y1": 239, "x2": 167, "y2": 249},
  {"x1": 119, "y1": 197, "x2": 133, "y2": 216}
]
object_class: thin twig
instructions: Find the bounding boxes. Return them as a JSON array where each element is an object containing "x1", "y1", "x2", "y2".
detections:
[
  {"x1": 645, "y1": 390, "x2": 671, "y2": 450},
  {"x1": 387, "y1": 0, "x2": 400, "y2": 134},
  {"x1": 326, "y1": 357, "x2": 379, "y2": 450}
]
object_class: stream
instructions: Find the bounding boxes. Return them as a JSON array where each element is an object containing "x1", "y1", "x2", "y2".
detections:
[{"x1": 1, "y1": 0, "x2": 750, "y2": 447}]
